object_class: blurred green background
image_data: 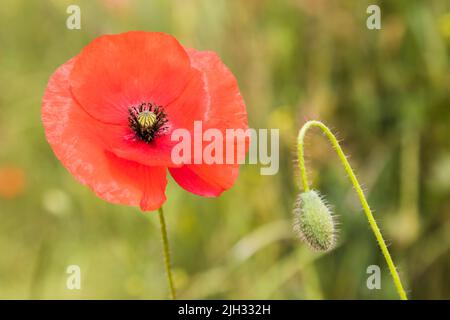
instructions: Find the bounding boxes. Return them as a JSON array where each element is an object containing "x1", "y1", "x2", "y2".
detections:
[{"x1": 0, "y1": 0, "x2": 449, "y2": 299}]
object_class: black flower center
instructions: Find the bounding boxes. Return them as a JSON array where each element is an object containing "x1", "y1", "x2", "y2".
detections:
[{"x1": 128, "y1": 102, "x2": 168, "y2": 143}]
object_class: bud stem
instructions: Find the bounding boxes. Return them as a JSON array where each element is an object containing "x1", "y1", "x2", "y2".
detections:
[{"x1": 297, "y1": 120, "x2": 407, "y2": 300}]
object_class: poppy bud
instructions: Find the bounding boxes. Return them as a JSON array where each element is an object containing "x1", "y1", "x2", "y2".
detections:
[{"x1": 293, "y1": 190, "x2": 337, "y2": 251}]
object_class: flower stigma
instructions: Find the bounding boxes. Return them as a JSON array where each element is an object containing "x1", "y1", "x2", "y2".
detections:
[{"x1": 128, "y1": 102, "x2": 168, "y2": 143}]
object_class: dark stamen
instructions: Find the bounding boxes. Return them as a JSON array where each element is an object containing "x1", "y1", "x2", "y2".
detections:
[{"x1": 128, "y1": 102, "x2": 168, "y2": 143}]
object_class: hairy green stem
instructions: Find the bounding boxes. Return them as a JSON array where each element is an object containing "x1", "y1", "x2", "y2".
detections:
[
  {"x1": 297, "y1": 120, "x2": 407, "y2": 300},
  {"x1": 158, "y1": 206, "x2": 176, "y2": 299}
]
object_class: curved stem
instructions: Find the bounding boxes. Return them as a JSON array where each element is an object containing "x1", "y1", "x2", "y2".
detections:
[
  {"x1": 297, "y1": 120, "x2": 407, "y2": 300},
  {"x1": 158, "y1": 206, "x2": 176, "y2": 299}
]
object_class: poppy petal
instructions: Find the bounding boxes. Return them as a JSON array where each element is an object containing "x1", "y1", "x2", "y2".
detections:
[
  {"x1": 169, "y1": 164, "x2": 238, "y2": 197},
  {"x1": 101, "y1": 66, "x2": 209, "y2": 168},
  {"x1": 42, "y1": 58, "x2": 168, "y2": 211},
  {"x1": 105, "y1": 152, "x2": 168, "y2": 211},
  {"x1": 186, "y1": 48, "x2": 248, "y2": 131},
  {"x1": 70, "y1": 31, "x2": 193, "y2": 125},
  {"x1": 164, "y1": 67, "x2": 208, "y2": 129},
  {"x1": 95, "y1": 123, "x2": 179, "y2": 167},
  {"x1": 169, "y1": 49, "x2": 248, "y2": 196}
]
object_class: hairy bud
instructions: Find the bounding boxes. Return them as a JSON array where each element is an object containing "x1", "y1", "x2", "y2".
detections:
[{"x1": 293, "y1": 190, "x2": 337, "y2": 251}]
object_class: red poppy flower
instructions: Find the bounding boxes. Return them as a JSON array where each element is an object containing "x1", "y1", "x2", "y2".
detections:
[{"x1": 42, "y1": 31, "x2": 248, "y2": 211}]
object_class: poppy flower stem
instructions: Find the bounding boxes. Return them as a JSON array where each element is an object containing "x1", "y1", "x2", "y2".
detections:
[
  {"x1": 158, "y1": 206, "x2": 176, "y2": 299},
  {"x1": 297, "y1": 120, "x2": 407, "y2": 300}
]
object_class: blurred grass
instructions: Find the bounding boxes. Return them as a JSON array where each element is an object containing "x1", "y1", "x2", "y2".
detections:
[{"x1": 0, "y1": 0, "x2": 449, "y2": 299}]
